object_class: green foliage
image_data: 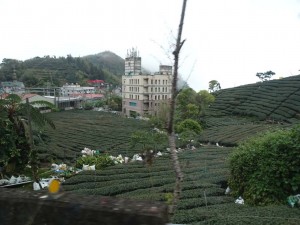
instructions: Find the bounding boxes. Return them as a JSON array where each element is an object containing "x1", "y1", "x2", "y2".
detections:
[
  {"x1": 183, "y1": 103, "x2": 199, "y2": 120},
  {"x1": 0, "y1": 53, "x2": 122, "y2": 87},
  {"x1": 176, "y1": 88, "x2": 215, "y2": 121},
  {"x1": 177, "y1": 130, "x2": 197, "y2": 147},
  {"x1": 130, "y1": 130, "x2": 168, "y2": 152},
  {"x1": 176, "y1": 88, "x2": 197, "y2": 112},
  {"x1": 176, "y1": 119, "x2": 202, "y2": 134},
  {"x1": 75, "y1": 155, "x2": 115, "y2": 170},
  {"x1": 209, "y1": 80, "x2": 221, "y2": 93},
  {"x1": 196, "y1": 90, "x2": 215, "y2": 115},
  {"x1": 229, "y1": 126, "x2": 300, "y2": 205},
  {"x1": 107, "y1": 94, "x2": 122, "y2": 111},
  {"x1": 256, "y1": 70, "x2": 275, "y2": 82},
  {"x1": 165, "y1": 192, "x2": 174, "y2": 205},
  {"x1": 82, "y1": 102, "x2": 94, "y2": 110},
  {"x1": 94, "y1": 100, "x2": 105, "y2": 108},
  {"x1": 0, "y1": 94, "x2": 55, "y2": 174}
]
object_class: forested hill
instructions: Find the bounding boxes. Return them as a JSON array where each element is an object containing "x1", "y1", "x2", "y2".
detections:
[
  {"x1": 83, "y1": 51, "x2": 125, "y2": 76},
  {"x1": 0, "y1": 52, "x2": 124, "y2": 88}
]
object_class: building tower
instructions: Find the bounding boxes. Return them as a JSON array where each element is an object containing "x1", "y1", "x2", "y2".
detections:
[
  {"x1": 12, "y1": 66, "x2": 17, "y2": 81},
  {"x1": 124, "y1": 48, "x2": 141, "y2": 76}
]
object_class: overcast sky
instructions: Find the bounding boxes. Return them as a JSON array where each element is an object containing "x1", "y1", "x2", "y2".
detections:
[{"x1": 1, "y1": 0, "x2": 300, "y2": 91}]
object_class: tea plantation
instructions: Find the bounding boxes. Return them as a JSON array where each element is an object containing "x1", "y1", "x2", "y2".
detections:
[
  {"x1": 199, "y1": 75, "x2": 300, "y2": 146},
  {"x1": 38, "y1": 75, "x2": 300, "y2": 224},
  {"x1": 36, "y1": 110, "x2": 151, "y2": 163}
]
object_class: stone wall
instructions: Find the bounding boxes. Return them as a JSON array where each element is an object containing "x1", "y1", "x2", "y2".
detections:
[{"x1": 0, "y1": 189, "x2": 169, "y2": 225}]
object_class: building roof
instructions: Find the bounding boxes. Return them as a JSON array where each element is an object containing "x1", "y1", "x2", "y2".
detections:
[
  {"x1": 70, "y1": 93, "x2": 104, "y2": 99},
  {"x1": 21, "y1": 93, "x2": 38, "y2": 100},
  {"x1": 87, "y1": 80, "x2": 104, "y2": 84},
  {"x1": 1, "y1": 81, "x2": 25, "y2": 88}
]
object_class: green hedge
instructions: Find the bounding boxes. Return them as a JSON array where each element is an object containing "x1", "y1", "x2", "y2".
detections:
[{"x1": 229, "y1": 125, "x2": 300, "y2": 205}]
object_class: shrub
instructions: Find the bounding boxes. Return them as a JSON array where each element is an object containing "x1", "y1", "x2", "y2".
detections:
[
  {"x1": 75, "y1": 155, "x2": 115, "y2": 170},
  {"x1": 228, "y1": 125, "x2": 300, "y2": 205},
  {"x1": 176, "y1": 119, "x2": 202, "y2": 134}
]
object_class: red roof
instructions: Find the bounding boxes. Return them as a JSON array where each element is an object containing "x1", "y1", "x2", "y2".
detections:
[
  {"x1": 21, "y1": 94, "x2": 38, "y2": 100},
  {"x1": 87, "y1": 80, "x2": 104, "y2": 84}
]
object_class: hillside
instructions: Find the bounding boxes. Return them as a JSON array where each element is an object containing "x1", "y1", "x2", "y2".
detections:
[
  {"x1": 83, "y1": 51, "x2": 125, "y2": 76},
  {"x1": 34, "y1": 76, "x2": 300, "y2": 224},
  {"x1": 0, "y1": 53, "x2": 123, "y2": 87},
  {"x1": 199, "y1": 75, "x2": 300, "y2": 146},
  {"x1": 35, "y1": 110, "x2": 152, "y2": 164}
]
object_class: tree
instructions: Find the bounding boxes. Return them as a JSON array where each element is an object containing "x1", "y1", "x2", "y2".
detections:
[
  {"x1": 176, "y1": 88, "x2": 197, "y2": 109},
  {"x1": 130, "y1": 130, "x2": 168, "y2": 165},
  {"x1": 176, "y1": 88, "x2": 197, "y2": 121},
  {"x1": 0, "y1": 94, "x2": 55, "y2": 175},
  {"x1": 107, "y1": 94, "x2": 122, "y2": 111},
  {"x1": 256, "y1": 70, "x2": 275, "y2": 82},
  {"x1": 182, "y1": 103, "x2": 199, "y2": 120},
  {"x1": 176, "y1": 118, "x2": 202, "y2": 134},
  {"x1": 208, "y1": 80, "x2": 221, "y2": 93},
  {"x1": 167, "y1": 0, "x2": 188, "y2": 214},
  {"x1": 149, "y1": 102, "x2": 171, "y2": 129},
  {"x1": 196, "y1": 90, "x2": 215, "y2": 115}
]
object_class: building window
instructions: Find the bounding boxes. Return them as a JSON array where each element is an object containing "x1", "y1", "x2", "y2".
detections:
[
  {"x1": 129, "y1": 102, "x2": 137, "y2": 107},
  {"x1": 159, "y1": 80, "x2": 160, "y2": 85},
  {"x1": 123, "y1": 79, "x2": 126, "y2": 83}
]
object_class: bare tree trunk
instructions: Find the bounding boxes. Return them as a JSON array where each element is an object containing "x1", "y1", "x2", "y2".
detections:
[{"x1": 167, "y1": 0, "x2": 188, "y2": 214}]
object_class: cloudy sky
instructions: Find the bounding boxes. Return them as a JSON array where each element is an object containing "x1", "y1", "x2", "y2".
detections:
[{"x1": 1, "y1": 0, "x2": 300, "y2": 91}]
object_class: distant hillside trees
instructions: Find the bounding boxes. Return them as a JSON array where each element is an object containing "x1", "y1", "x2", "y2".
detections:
[
  {"x1": 208, "y1": 80, "x2": 221, "y2": 93},
  {"x1": 256, "y1": 70, "x2": 275, "y2": 82},
  {"x1": 0, "y1": 54, "x2": 121, "y2": 87}
]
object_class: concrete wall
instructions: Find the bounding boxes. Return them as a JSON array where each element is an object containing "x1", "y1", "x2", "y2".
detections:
[{"x1": 0, "y1": 189, "x2": 168, "y2": 225}]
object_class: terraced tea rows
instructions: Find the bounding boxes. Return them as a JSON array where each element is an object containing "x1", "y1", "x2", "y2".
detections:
[
  {"x1": 199, "y1": 75, "x2": 300, "y2": 145},
  {"x1": 63, "y1": 146, "x2": 233, "y2": 224},
  {"x1": 209, "y1": 75, "x2": 300, "y2": 122},
  {"x1": 36, "y1": 110, "x2": 151, "y2": 163},
  {"x1": 63, "y1": 146, "x2": 300, "y2": 224},
  {"x1": 199, "y1": 117, "x2": 287, "y2": 146}
]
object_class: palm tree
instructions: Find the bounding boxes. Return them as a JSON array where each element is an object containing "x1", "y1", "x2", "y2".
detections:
[{"x1": 0, "y1": 94, "x2": 55, "y2": 175}]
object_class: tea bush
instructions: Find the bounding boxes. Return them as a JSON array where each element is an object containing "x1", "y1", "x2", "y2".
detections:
[
  {"x1": 75, "y1": 155, "x2": 115, "y2": 170},
  {"x1": 229, "y1": 125, "x2": 300, "y2": 205}
]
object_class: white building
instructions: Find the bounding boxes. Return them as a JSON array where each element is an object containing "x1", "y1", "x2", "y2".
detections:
[
  {"x1": 60, "y1": 83, "x2": 95, "y2": 96},
  {"x1": 122, "y1": 48, "x2": 172, "y2": 117}
]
